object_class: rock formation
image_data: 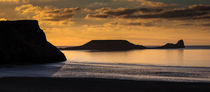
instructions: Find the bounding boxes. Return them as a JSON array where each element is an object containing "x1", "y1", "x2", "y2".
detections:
[
  {"x1": 157, "y1": 40, "x2": 185, "y2": 49},
  {"x1": 0, "y1": 20, "x2": 66, "y2": 64},
  {"x1": 61, "y1": 40, "x2": 146, "y2": 51}
]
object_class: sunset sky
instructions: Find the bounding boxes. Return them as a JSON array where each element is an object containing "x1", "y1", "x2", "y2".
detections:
[{"x1": 1, "y1": 0, "x2": 210, "y2": 46}]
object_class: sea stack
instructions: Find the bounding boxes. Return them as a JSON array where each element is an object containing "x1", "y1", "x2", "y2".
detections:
[
  {"x1": 61, "y1": 40, "x2": 146, "y2": 51},
  {"x1": 0, "y1": 20, "x2": 66, "y2": 64},
  {"x1": 158, "y1": 40, "x2": 185, "y2": 49}
]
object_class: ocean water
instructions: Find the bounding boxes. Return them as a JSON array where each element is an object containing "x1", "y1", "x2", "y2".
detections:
[{"x1": 1, "y1": 48, "x2": 210, "y2": 82}]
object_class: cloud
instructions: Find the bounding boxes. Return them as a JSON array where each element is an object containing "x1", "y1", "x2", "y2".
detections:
[
  {"x1": 85, "y1": 7, "x2": 163, "y2": 19},
  {"x1": 179, "y1": 22, "x2": 210, "y2": 27},
  {"x1": 88, "y1": 2, "x2": 107, "y2": 8},
  {"x1": 0, "y1": 0, "x2": 56, "y2": 3},
  {"x1": 128, "y1": 0, "x2": 168, "y2": 7},
  {"x1": 0, "y1": 0, "x2": 28, "y2": 3},
  {"x1": 15, "y1": 4, "x2": 81, "y2": 29},
  {"x1": 86, "y1": 4, "x2": 210, "y2": 20},
  {"x1": 0, "y1": 18, "x2": 7, "y2": 21},
  {"x1": 15, "y1": 4, "x2": 80, "y2": 22},
  {"x1": 105, "y1": 21, "x2": 155, "y2": 27},
  {"x1": 105, "y1": 8, "x2": 162, "y2": 16},
  {"x1": 201, "y1": 23, "x2": 210, "y2": 26},
  {"x1": 112, "y1": 0, "x2": 172, "y2": 7},
  {"x1": 132, "y1": 4, "x2": 210, "y2": 19},
  {"x1": 86, "y1": 14, "x2": 109, "y2": 19}
]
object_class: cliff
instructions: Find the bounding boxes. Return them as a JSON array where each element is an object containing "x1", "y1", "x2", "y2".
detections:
[
  {"x1": 0, "y1": 20, "x2": 66, "y2": 64},
  {"x1": 62, "y1": 40, "x2": 146, "y2": 51}
]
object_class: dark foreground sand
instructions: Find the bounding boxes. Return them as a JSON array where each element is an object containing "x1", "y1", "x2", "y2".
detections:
[{"x1": 0, "y1": 77, "x2": 210, "y2": 92}]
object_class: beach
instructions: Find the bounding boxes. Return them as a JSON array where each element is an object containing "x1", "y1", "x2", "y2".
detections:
[
  {"x1": 0, "y1": 77, "x2": 210, "y2": 92},
  {"x1": 0, "y1": 61, "x2": 210, "y2": 92},
  {"x1": 1, "y1": 49, "x2": 210, "y2": 92}
]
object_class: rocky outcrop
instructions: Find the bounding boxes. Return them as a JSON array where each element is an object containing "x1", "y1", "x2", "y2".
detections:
[
  {"x1": 61, "y1": 40, "x2": 186, "y2": 51},
  {"x1": 0, "y1": 20, "x2": 66, "y2": 64},
  {"x1": 61, "y1": 40, "x2": 146, "y2": 51},
  {"x1": 157, "y1": 40, "x2": 185, "y2": 49}
]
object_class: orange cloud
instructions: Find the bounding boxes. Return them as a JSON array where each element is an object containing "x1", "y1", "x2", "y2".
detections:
[
  {"x1": 128, "y1": 0, "x2": 167, "y2": 7},
  {"x1": 85, "y1": 4, "x2": 210, "y2": 20},
  {"x1": 0, "y1": 0, "x2": 28, "y2": 3},
  {"x1": 112, "y1": 0, "x2": 171, "y2": 7},
  {"x1": 15, "y1": 4, "x2": 81, "y2": 29},
  {"x1": 15, "y1": 4, "x2": 80, "y2": 22},
  {"x1": 85, "y1": 7, "x2": 163, "y2": 20},
  {"x1": 0, "y1": 0, "x2": 56, "y2": 3},
  {"x1": 0, "y1": 18, "x2": 7, "y2": 21}
]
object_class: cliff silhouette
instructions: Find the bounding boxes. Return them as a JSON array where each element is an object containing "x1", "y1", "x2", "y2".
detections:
[
  {"x1": 61, "y1": 40, "x2": 185, "y2": 51},
  {"x1": 62, "y1": 40, "x2": 146, "y2": 51},
  {"x1": 155, "y1": 40, "x2": 185, "y2": 49},
  {"x1": 0, "y1": 20, "x2": 66, "y2": 64}
]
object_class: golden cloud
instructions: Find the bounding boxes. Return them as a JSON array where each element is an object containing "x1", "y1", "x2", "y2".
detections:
[
  {"x1": 85, "y1": 4, "x2": 210, "y2": 20},
  {"x1": 0, "y1": 0, "x2": 30, "y2": 3},
  {"x1": 0, "y1": 18, "x2": 7, "y2": 21},
  {"x1": 0, "y1": 0, "x2": 56, "y2": 3},
  {"x1": 16, "y1": 4, "x2": 80, "y2": 21},
  {"x1": 15, "y1": 4, "x2": 81, "y2": 28},
  {"x1": 128, "y1": 0, "x2": 167, "y2": 7},
  {"x1": 85, "y1": 7, "x2": 163, "y2": 19},
  {"x1": 112, "y1": 0, "x2": 171, "y2": 7}
]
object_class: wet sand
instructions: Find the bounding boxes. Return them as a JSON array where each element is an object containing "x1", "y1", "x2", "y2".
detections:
[{"x1": 0, "y1": 77, "x2": 210, "y2": 92}]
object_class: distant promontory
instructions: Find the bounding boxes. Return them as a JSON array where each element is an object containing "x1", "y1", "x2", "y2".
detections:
[
  {"x1": 61, "y1": 40, "x2": 185, "y2": 51},
  {"x1": 61, "y1": 40, "x2": 146, "y2": 51},
  {"x1": 155, "y1": 40, "x2": 185, "y2": 49},
  {"x1": 0, "y1": 20, "x2": 66, "y2": 64}
]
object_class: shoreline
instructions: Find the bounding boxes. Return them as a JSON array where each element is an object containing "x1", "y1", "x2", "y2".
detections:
[{"x1": 0, "y1": 77, "x2": 210, "y2": 92}]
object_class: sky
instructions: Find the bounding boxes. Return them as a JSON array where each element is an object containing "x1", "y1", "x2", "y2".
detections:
[{"x1": 1, "y1": 0, "x2": 210, "y2": 46}]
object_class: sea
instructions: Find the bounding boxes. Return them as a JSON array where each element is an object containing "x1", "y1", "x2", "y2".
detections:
[{"x1": 0, "y1": 46, "x2": 210, "y2": 82}]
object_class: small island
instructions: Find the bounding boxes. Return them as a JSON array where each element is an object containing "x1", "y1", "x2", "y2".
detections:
[
  {"x1": 61, "y1": 40, "x2": 185, "y2": 51},
  {"x1": 154, "y1": 40, "x2": 185, "y2": 49},
  {"x1": 61, "y1": 40, "x2": 146, "y2": 51}
]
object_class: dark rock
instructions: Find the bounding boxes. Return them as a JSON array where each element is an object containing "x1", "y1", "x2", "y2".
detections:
[
  {"x1": 0, "y1": 20, "x2": 66, "y2": 64},
  {"x1": 157, "y1": 40, "x2": 185, "y2": 49},
  {"x1": 61, "y1": 40, "x2": 146, "y2": 51}
]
